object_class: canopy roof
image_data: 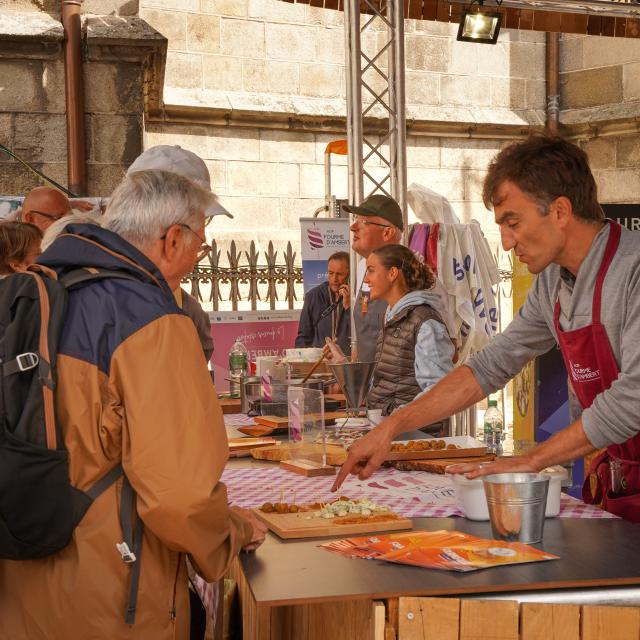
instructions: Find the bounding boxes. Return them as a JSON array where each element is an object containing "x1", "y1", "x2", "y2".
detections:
[{"x1": 280, "y1": 0, "x2": 640, "y2": 38}]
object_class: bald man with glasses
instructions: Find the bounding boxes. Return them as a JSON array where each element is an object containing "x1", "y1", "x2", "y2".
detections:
[{"x1": 20, "y1": 186, "x2": 72, "y2": 231}]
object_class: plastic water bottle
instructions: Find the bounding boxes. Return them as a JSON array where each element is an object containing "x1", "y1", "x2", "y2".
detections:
[
  {"x1": 484, "y1": 399, "x2": 503, "y2": 456},
  {"x1": 228, "y1": 339, "x2": 248, "y2": 396}
]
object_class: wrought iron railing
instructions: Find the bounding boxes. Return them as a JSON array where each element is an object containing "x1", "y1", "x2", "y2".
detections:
[
  {"x1": 182, "y1": 239, "x2": 304, "y2": 311},
  {"x1": 182, "y1": 239, "x2": 514, "y2": 313}
]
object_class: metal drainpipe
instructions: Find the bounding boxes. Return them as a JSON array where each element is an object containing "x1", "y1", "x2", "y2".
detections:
[
  {"x1": 62, "y1": 0, "x2": 87, "y2": 195},
  {"x1": 546, "y1": 32, "x2": 560, "y2": 134}
]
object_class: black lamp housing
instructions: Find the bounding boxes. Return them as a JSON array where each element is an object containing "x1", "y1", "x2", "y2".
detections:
[{"x1": 456, "y1": 7, "x2": 503, "y2": 44}]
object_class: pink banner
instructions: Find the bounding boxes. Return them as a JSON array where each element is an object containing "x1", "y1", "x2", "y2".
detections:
[{"x1": 209, "y1": 310, "x2": 300, "y2": 391}]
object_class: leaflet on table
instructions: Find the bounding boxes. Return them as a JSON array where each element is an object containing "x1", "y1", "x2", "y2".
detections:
[{"x1": 321, "y1": 530, "x2": 559, "y2": 572}]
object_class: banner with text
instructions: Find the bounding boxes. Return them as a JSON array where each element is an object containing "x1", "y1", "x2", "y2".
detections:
[
  {"x1": 300, "y1": 217, "x2": 350, "y2": 294},
  {"x1": 209, "y1": 309, "x2": 301, "y2": 391}
]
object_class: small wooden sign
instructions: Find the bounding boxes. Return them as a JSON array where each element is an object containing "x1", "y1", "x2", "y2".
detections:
[{"x1": 280, "y1": 459, "x2": 337, "y2": 477}]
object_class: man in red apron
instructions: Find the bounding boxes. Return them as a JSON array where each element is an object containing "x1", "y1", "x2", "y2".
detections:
[
  {"x1": 554, "y1": 220, "x2": 640, "y2": 521},
  {"x1": 330, "y1": 135, "x2": 640, "y2": 522}
]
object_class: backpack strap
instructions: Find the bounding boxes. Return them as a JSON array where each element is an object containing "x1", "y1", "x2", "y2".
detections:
[
  {"x1": 118, "y1": 476, "x2": 144, "y2": 626},
  {"x1": 86, "y1": 464, "x2": 143, "y2": 626},
  {"x1": 85, "y1": 464, "x2": 124, "y2": 500},
  {"x1": 1, "y1": 352, "x2": 40, "y2": 377},
  {"x1": 59, "y1": 268, "x2": 139, "y2": 290}
]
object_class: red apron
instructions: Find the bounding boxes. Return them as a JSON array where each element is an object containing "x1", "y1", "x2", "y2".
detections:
[{"x1": 554, "y1": 220, "x2": 640, "y2": 522}]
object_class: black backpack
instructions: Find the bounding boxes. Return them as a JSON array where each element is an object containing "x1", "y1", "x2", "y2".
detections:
[{"x1": 0, "y1": 266, "x2": 143, "y2": 624}]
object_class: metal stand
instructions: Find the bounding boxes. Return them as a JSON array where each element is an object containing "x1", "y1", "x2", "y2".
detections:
[{"x1": 344, "y1": 0, "x2": 408, "y2": 355}]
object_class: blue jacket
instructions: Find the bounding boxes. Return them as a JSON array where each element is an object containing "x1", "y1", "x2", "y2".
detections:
[
  {"x1": 295, "y1": 281, "x2": 351, "y2": 355},
  {"x1": 2, "y1": 224, "x2": 252, "y2": 640}
]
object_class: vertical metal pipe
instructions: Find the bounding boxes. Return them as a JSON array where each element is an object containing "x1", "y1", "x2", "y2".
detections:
[
  {"x1": 344, "y1": 0, "x2": 364, "y2": 207},
  {"x1": 546, "y1": 32, "x2": 560, "y2": 134},
  {"x1": 344, "y1": 0, "x2": 364, "y2": 355},
  {"x1": 388, "y1": 0, "x2": 408, "y2": 245},
  {"x1": 62, "y1": 0, "x2": 87, "y2": 195}
]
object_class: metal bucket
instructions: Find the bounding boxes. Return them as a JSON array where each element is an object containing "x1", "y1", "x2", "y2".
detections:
[{"x1": 482, "y1": 473, "x2": 550, "y2": 544}]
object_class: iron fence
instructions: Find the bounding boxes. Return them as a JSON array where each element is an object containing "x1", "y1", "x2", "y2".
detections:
[
  {"x1": 182, "y1": 238, "x2": 304, "y2": 311},
  {"x1": 182, "y1": 239, "x2": 514, "y2": 313}
]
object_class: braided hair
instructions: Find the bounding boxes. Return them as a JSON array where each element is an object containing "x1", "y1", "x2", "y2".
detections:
[{"x1": 372, "y1": 244, "x2": 434, "y2": 291}]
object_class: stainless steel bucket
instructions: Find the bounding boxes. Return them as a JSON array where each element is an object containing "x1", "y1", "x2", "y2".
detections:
[{"x1": 482, "y1": 473, "x2": 550, "y2": 544}]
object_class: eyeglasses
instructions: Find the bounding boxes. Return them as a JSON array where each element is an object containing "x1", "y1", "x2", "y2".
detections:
[
  {"x1": 351, "y1": 215, "x2": 391, "y2": 229},
  {"x1": 27, "y1": 209, "x2": 71, "y2": 222},
  {"x1": 161, "y1": 224, "x2": 211, "y2": 262}
]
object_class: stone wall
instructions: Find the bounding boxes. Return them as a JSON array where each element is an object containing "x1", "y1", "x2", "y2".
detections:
[
  {"x1": 0, "y1": 7, "x2": 162, "y2": 197},
  {"x1": 0, "y1": 0, "x2": 138, "y2": 17},
  {"x1": 139, "y1": 0, "x2": 539, "y2": 255},
  {"x1": 579, "y1": 134, "x2": 640, "y2": 204},
  {"x1": 560, "y1": 34, "x2": 640, "y2": 203},
  {"x1": 140, "y1": 0, "x2": 545, "y2": 127},
  {"x1": 145, "y1": 122, "x2": 504, "y2": 256},
  {"x1": 560, "y1": 33, "x2": 640, "y2": 125}
]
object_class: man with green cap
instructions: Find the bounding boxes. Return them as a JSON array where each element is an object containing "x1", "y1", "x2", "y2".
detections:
[{"x1": 341, "y1": 194, "x2": 404, "y2": 363}]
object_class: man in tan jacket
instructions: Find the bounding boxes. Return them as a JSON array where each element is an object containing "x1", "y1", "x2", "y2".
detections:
[{"x1": 0, "y1": 170, "x2": 266, "y2": 639}]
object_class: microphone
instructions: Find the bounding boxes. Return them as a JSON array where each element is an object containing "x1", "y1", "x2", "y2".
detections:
[{"x1": 318, "y1": 298, "x2": 341, "y2": 321}]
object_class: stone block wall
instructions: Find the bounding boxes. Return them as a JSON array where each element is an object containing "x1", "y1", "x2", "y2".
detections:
[
  {"x1": 580, "y1": 134, "x2": 640, "y2": 204},
  {"x1": 139, "y1": 0, "x2": 539, "y2": 257},
  {"x1": 0, "y1": 8, "x2": 160, "y2": 197},
  {"x1": 140, "y1": 0, "x2": 546, "y2": 125},
  {"x1": 145, "y1": 122, "x2": 503, "y2": 257},
  {"x1": 560, "y1": 33, "x2": 640, "y2": 124},
  {"x1": 559, "y1": 34, "x2": 640, "y2": 205},
  {"x1": 0, "y1": 0, "x2": 139, "y2": 16}
]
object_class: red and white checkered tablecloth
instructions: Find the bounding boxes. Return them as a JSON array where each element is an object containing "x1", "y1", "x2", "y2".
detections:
[{"x1": 220, "y1": 466, "x2": 616, "y2": 519}]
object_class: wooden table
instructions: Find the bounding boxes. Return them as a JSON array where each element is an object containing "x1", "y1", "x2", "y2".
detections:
[{"x1": 231, "y1": 516, "x2": 640, "y2": 639}]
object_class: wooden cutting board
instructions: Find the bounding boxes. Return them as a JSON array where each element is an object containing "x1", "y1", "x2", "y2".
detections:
[
  {"x1": 386, "y1": 436, "x2": 487, "y2": 461},
  {"x1": 254, "y1": 411, "x2": 349, "y2": 429},
  {"x1": 388, "y1": 454, "x2": 495, "y2": 474},
  {"x1": 237, "y1": 425, "x2": 283, "y2": 437},
  {"x1": 251, "y1": 444, "x2": 347, "y2": 466},
  {"x1": 228, "y1": 437, "x2": 276, "y2": 457},
  {"x1": 253, "y1": 508, "x2": 412, "y2": 540}
]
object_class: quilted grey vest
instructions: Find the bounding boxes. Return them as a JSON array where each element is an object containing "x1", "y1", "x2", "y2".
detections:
[{"x1": 367, "y1": 303, "x2": 444, "y2": 415}]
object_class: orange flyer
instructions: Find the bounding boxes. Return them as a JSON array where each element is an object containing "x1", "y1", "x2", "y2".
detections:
[{"x1": 321, "y1": 530, "x2": 559, "y2": 572}]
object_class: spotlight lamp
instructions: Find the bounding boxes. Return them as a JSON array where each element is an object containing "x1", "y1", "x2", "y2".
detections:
[{"x1": 457, "y1": 0, "x2": 503, "y2": 45}]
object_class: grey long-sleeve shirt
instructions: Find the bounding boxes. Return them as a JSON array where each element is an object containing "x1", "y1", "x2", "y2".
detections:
[{"x1": 467, "y1": 222, "x2": 640, "y2": 449}]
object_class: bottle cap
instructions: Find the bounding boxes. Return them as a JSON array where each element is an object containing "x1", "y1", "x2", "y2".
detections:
[{"x1": 488, "y1": 399, "x2": 498, "y2": 407}]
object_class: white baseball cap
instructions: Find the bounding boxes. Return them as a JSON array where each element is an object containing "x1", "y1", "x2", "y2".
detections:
[{"x1": 126, "y1": 145, "x2": 233, "y2": 218}]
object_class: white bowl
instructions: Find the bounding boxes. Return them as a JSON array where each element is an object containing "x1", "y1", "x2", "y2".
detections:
[
  {"x1": 450, "y1": 465, "x2": 567, "y2": 520},
  {"x1": 541, "y1": 465, "x2": 568, "y2": 517},
  {"x1": 451, "y1": 473, "x2": 490, "y2": 520}
]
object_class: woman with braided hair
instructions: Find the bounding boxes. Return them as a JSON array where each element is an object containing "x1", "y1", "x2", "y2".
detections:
[{"x1": 326, "y1": 243, "x2": 454, "y2": 417}]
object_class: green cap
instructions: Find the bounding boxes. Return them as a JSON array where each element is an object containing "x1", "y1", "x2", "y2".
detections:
[
  {"x1": 343, "y1": 194, "x2": 404, "y2": 231},
  {"x1": 488, "y1": 399, "x2": 498, "y2": 407}
]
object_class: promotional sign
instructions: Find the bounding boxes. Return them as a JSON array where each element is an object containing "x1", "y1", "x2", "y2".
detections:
[
  {"x1": 299, "y1": 217, "x2": 350, "y2": 294},
  {"x1": 209, "y1": 310, "x2": 301, "y2": 392}
]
